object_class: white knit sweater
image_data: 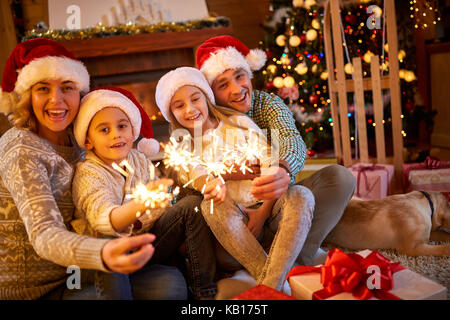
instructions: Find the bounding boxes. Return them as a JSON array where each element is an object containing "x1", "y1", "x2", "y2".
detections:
[{"x1": 72, "y1": 149, "x2": 164, "y2": 238}]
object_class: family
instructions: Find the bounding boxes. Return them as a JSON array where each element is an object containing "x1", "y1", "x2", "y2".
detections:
[{"x1": 0, "y1": 35, "x2": 355, "y2": 300}]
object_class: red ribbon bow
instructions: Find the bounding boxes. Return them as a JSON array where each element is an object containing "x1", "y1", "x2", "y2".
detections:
[
  {"x1": 286, "y1": 249, "x2": 405, "y2": 300},
  {"x1": 354, "y1": 164, "x2": 387, "y2": 198}
]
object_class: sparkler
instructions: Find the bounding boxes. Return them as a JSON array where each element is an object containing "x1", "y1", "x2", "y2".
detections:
[
  {"x1": 161, "y1": 128, "x2": 269, "y2": 214},
  {"x1": 112, "y1": 160, "x2": 180, "y2": 217}
]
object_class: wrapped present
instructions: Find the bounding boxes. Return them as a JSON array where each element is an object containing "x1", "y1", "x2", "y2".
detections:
[
  {"x1": 296, "y1": 157, "x2": 338, "y2": 183},
  {"x1": 402, "y1": 157, "x2": 450, "y2": 196},
  {"x1": 348, "y1": 163, "x2": 394, "y2": 200},
  {"x1": 231, "y1": 284, "x2": 296, "y2": 300},
  {"x1": 287, "y1": 249, "x2": 447, "y2": 300}
]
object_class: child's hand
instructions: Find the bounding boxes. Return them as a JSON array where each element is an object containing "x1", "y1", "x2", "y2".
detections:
[
  {"x1": 242, "y1": 204, "x2": 271, "y2": 238},
  {"x1": 202, "y1": 178, "x2": 226, "y2": 204}
]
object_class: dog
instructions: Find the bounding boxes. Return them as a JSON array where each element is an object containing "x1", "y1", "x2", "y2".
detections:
[{"x1": 325, "y1": 191, "x2": 450, "y2": 256}]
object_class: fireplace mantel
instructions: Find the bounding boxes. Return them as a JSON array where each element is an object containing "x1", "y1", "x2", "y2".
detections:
[{"x1": 59, "y1": 26, "x2": 233, "y2": 77}]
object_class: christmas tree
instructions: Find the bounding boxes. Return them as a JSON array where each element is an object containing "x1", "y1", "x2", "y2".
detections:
[{"x1": 255, "y1": 0, "x2": 419, "y2": 156}]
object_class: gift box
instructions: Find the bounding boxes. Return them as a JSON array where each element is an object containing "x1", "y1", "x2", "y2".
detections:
[
  {"x1": 348, "y1": 163, "x2": 395, "y2": 200},
  {"x1": 403, "y1": 157, "x2": 450, "y2": 193},
  {"x1": 231, "y1": 284, "x2": 297, "y2": 300},
  {"x1": 296, "y1": 157, "x2": 338, "y2": 183},
  {"x1": 287, "y1": 249, "x2": 447, "y2": 300}
]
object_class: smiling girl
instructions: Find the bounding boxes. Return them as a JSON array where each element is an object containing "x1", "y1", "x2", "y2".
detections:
[{"x1": 155, "y1": 67, "x2": 315, "y2": 292}]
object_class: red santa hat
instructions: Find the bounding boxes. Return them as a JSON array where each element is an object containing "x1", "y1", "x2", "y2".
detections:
[
  {"x1": 155, "y1": 66, "x2": 215, "y2": 122},
  {"x1": 196, "y1": 35, "x2": 267, "y2": 84},
  {"x1": 0, "y1": 38, "x2": 90, "y2": 116},
  {"x1": 74, "y1": 86, "x2": 160, "y2": 157}
]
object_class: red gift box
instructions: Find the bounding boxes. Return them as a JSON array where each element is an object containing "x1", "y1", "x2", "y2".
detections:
[{"x1": 231, "y1": 284, "x2": 296, "y2": 300}]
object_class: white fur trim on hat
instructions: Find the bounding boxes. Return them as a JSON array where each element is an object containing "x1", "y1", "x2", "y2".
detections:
[
  {"x1": 137, "y1": 138, "x2": 160, "y2": 157},
  {"x1": 155, "y1": 67, "x2": 215, "y2": 122},
  {"x1": 15, "y1": 56, "x2": 90, "y2": 95},
  {"x1": 74, "y1": 89, "x2": 141, "y2": 149},
  {"x1": 200, "y1": 47, "x2": 266, "y2": 84}
]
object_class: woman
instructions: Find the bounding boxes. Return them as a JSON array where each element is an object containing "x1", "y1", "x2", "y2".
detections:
[{"x1": 0, "y1": 39, "x2": 212, "y2": 299}]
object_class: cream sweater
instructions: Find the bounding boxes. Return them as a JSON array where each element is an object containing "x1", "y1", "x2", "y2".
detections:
[
  {"x1": 0, "y1": 128, "x2": 109, "y2": 300},
  {"x1": 72, "y1": 149, "x2": 164, "y2": 238}
]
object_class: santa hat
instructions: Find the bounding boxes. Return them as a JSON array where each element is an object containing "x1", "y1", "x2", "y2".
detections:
[
  {"x1": 74, "y1": 86, "x2": 160, "y2": 157},
  {"x1": 155, "y1": 66, "x2": 215, "y2": 122},
  {"x1": 0, "y1": 38, "x2": 90, "y2": 116},
  {"x1": 196, "y1": 35, "x2": 267, "y2": 84}
]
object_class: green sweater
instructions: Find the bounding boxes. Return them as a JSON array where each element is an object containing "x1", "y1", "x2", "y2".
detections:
[{"x1": 0, "y1": 128, "x2": 109, "y2": 300}]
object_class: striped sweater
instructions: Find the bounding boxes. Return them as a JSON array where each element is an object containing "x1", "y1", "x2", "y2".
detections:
[{"x1": 0, "y1": 128, "x2": 109, "y2": 300}]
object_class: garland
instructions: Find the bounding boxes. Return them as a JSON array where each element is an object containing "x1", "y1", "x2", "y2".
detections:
[{"x1": 22, "y1": 16, "x2": 231, "y2": 42}]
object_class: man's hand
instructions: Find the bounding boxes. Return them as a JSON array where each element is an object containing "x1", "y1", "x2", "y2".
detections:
[
  {"x1": 202, "y1": 178, "x2": 226, "y2": 204},
  {"x1": 101, "y1": 233, "x2": 155, "y2": 274},
  {"x1": 250, "y1": 166, "x2": 290, "y2": 200}
]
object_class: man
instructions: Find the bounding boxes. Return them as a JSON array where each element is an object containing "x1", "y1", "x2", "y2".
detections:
[{"x1": 196, "y1": 35, "x2": 355, "y2": 266}]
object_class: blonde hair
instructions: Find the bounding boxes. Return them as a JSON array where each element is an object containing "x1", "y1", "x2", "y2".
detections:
[
  {"x1": 7, "y1": 90, "x2": 38, "y2": 132},
  {"x1": 168, "y1": 86, "x2": 248, "y2": 134}
]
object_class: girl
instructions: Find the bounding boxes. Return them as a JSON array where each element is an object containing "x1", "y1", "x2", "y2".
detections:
[
  {"x1": 71, "y1": 86, "x2": 218, "y2": 300},
  {"x1": 155, "y1": 67, "x2": 315, "y2": 291},
  {"x1": 0, "y1": 39, "x2": 185, "y2": 299}
]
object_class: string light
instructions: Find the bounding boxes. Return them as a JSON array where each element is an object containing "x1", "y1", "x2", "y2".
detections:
[{"x1": 409, "y1": 0, "x2": 441, "y2": 29}]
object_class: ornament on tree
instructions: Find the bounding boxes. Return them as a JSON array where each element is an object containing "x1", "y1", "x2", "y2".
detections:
[
  {"x1": 295, "y1": 62, "x2": 308, "y2": 75},
  {"x1": 363, "y1": 51, "x2": 375, "y2": 64},
  {"x1": 344, "y1": 62, "x2": 354, "y2": 75},
  {"x1": 398, "y1": 49, "x2": 406, "y2": 61},
  {"x1": 304, "y1": 0, "x2": 317, "y2": 10},
  {"x1": 280, "y1": 55, "x2": 291, "y2": 65},
  {"x1": 265, "y1": 50, "x2": 273, "y2": 59},
  {"x1": 276, "y1": 34, "x2": 287, "y2": 47},
  {"x1": 289, "y1": 35, "x2": 301, "y2": 47},
  {"x1": 265, "y1": 81, "x2": 275, "y2": 90},
  {"x1": 283, "y1": 76, "x2": 296, "y2": 87},
  {"x1": 292, "y1": 0, "x2": 304, "y2": 8},
  {"x1": 344, "y1": 14, "x2": 357, "y2": 25},
  {"x1": 320, "y1": 71, "x2": 328, "y2": 80},
  {"x1": 306, "y1": 29, "x2": 318, "y2": 41},
  {"x1": 267, "y1": 64, "x2": 277, "y2": 74},
  {"x1": 273, "y1": 76, "x2": 284, "y2": 88},
  {"x1": 307, "y1": 149, "x2": 316, "y2": 157},
  {"x1": 309, "y1": 94, "x2": 319, "y2": 105},
  {"x1": 300, "y1": 34, "x2": 307, "y2": 43},
  {"x1": 311, "y1": 64, "x2": 318, "y2": 73},
  {"x1": 311, "y1": 19, "x2": 321, "y2": 30}
]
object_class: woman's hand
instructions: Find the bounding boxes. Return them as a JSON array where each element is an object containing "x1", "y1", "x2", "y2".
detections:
[
  {"x1": 202, "y1": 178, "x2": 226, "y2": 204},
  {"x1": 101, "y1": 233, "x2": 156, "y2": 274}
]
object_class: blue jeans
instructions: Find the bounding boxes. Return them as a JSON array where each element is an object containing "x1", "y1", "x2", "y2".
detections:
[
  {"x1": 148, "y1": 195, "x2": 217, "y2": 299},
  {"x1": 41, "y1": 264, "x2": 187, "y2": 300}
]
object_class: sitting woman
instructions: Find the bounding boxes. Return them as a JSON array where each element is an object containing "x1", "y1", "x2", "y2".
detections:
[{"x1": 0, "y1": 39, "x2": 199, "y2": 300}]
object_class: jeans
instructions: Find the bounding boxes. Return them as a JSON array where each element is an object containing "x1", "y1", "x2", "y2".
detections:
[
  {"x1": 148, "y1": 195, "x2": 217, "y2": 299},
  {"x1": 295, "y1": 164, "x2": 356, "y2": 265},
  {"x1": 201, "y1": 184, "x2": 314, "y2": 291},
  {"x1": 214, "y1": 164, "x2": 356, "y2": 275},
  {"x1": 94, "y1": 271, "x2": 132, "y2": 300},
  {"x1": 41, "y1": 264, "x2": 187, "y2": 300}
]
